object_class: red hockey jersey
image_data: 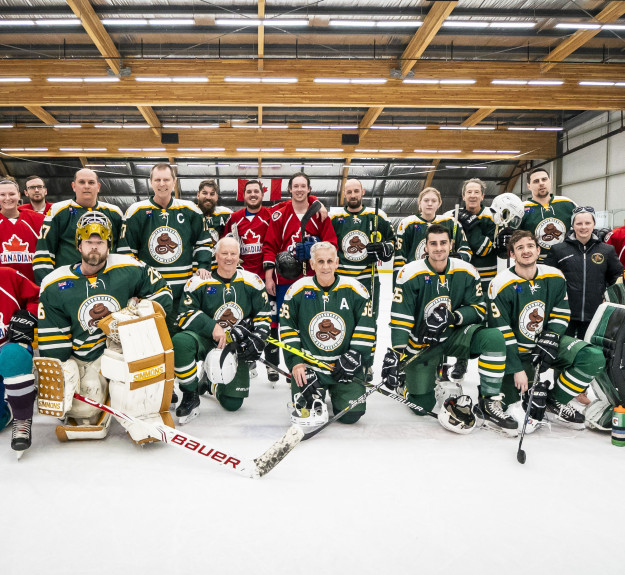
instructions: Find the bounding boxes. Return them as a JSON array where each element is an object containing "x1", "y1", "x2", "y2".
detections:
[
  {"x1": 263, "y1": 201, "x2": 338, "y2": 285},
  {"x1": 18, "y1": 201, "x2": 53, "y2": 215},
  {"x1": 224, "y1": 207, "x2": 273, "y2": 276},
  {"x1": 0, "y1": 210, "x2": 45, "y2": 281},
  {"x1": 606, "y1": 226, "x2": 625, "y2": 268},
  {"x1": 0, "y1": 267, "x2": 39, "y2": 345}
]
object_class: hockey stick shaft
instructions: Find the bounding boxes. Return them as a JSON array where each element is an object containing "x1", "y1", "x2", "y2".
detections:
[
  {"x1": 257, "y1": 356, "x2": 291, "y2": 378},
  {"x1": 370, "y1": 197, "x2": 380, "y2": 310},
  {"x1": 364, "y1": 382, "x2": 437, "y2": 418},
  {"x1": 516, "y1": 365, "x2": 542, "y2": 462},
  {"x1": 299, "y1": 200, "x2": 322, "y2": 277}
]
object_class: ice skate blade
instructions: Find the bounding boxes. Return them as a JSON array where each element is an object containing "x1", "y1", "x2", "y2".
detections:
[
  {"x1": 15, "y1": 449, "x2": 26, "y2": 460},
  {"x1": 482, "y1": 420, "x2": 518, "y2": 438},
  {"x1": 177, "y1": 407, "x2": 200, "y2": 425},
  {"x1": 545, "y1": 412, "x2": 585, "y2": 430}
]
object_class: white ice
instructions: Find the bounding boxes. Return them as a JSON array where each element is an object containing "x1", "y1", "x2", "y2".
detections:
[{"x1": 2, "y1": 273, "x2": 624, "y2": 575}]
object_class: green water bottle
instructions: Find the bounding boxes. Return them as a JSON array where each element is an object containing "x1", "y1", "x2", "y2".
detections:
[{"x1": 612, "y1": 405, "x2": 625, "y2": 447}]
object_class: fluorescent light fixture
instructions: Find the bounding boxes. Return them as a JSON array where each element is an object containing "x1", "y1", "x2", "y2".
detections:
[
  {"x1": 438, "y1": 149, "x2": 462, "y2": 153},
  {"x1": 296, "y1": 148, "x2": 320, "y2": 152},
  {"x1": 527, "y1": 80, "x2": 564, "y2": 85},
  {"x1": 202, "y1": 147, "x2": 225, "y2": 151},
  {"x1": 59, "y1": 147, "x2": 83, "y2": 151},
  {"x1": 301, "y1": 125, "x2": 330, "y2": 129},
  {"x1": 473, "y1": 149, "x2": 497, "y2": 153},
  {"x1": 0, "y1": 124, "x2": 14, "y2": 128},
  {"x1": 320, "y1": 148, "x2": 344, "y2": 152},
  {"x1": 233, "y1": 124, "x2": 260, "y2": 129},
  {"x1": 261, "y1": 77, "x2": 298, "y2": 83},
  {"x1": 492, "y1": 80, "x2": 527, "y2": 85},
  {"x1": 490, "y1": 22, "x2": 536, "y2": 28},
  {"x1": 0, "y1": 20, "x2": 35, "y2": 26},
  {"x1": 498, "y1": 150, "x2": 520, "y2": 154},
  {"x1": 394, "y1": 165, "x2": 434, "y2": 169},
  {"x1": 36, "y1": 19, "x2": 81, "y2": 26},
  {"x1": 119, "y1": 148, "x2": 142, "y2": 152},
  {"x1": 24, "y1": 147, "x2": 47, "y2": 151},
  {"x1": 122, "y1": 124, "x2": 151, "y2": 129},
  {"x1": 143, "y1": 147, "x2": 166, "y2": 151},
  {"x1": 329, "y1": 124, "x2": 358, "y2": 129},
  {"x1": 579, "y1": 81, "x2": 614, "y2": 86},
  {"x1": 225, "y1": 77, "x2": 261, "y2": 83},
  {"x1": 149, "y1": 19, "x2": 195, "y2": 26},
  {"x1": 260, "y1": 124, "x2": 289, "y2": 129},
  {"x1": 351, "y1": 78, "x2": 387, "y2": 84},
  {"x1": 0, "y1": 77, "x2": 31, "y2": 83},
  {"x1": 54, "y1": 124, "x2": 81, "y2": 128},
  {"x1": 555, "y1": 23, "x2": 601, "y2": 30},
  {"x1": 1, "y1": 148, "x2": 23, "y2": 151},
  {"x1": 216, "y1": 19, "x2": 262, "y2": 26},
  {"x1": 105, "y1": 164, "x2": 128, "y2": 167},
  {"x1": 439, "y1": 79, "x2": 476, "y2": 85},
  {"x1": 508, "y1": 126, "x2": 535, "y2": 130},
  {"x1": 136, "y1": 77, "x2": 172, "y2": 82},
  {"x1": 603, "y1": 24, "x2": 625, "y2": 30},
  {"x1": 414, "y1": 149, "x2": 437, "y2": 153},
  {"x1": 399, "y1": 125, "x2": 427, "y2": 130},
  {"x1": 440, "y1": 126, "x2": 467, "y2": 130},
  {"x1": 330, "y1": 20, "x2": 376, "y2": 27},
  {"x1": 446, "y1": 165, "x2": 461, "y2": 169},
  {"x1": 467, "y1": 126, "x2": 496, "y2": 130},
  {"x1": 177, "y1": 148, "x2": 202, "y2": 151},
  {"x1": 260, "y1": 148, "x2": 284, "y2": 152},
  {"x1": 83, "y1": 148, "x2": 107, "y2": 151},
  {"x1": 314, "y1": 78, "x2": 385, "y2": 84},
  {"x1": 355, "y1": 149, "x2": 379, "y2": 153},
  {"x1": 314, "y1": 78, "x2": 350, "y2": 84},
  {"x1": 47, "y1": 77, "x2": 82, "y2": 83},
  {"x1": 443, "y1": 21, "x2": 489, "y2": 28},
  {"x1": 190, "y1": 124, "x2": 219, "y2": 128},
  {"x1": 163, "y1": 124, "x2": 192, "y2": 129},
  {"x1": 465, "y1": 165, "x2": 488, "y2": 169},
  {"x1": 536, "y1": 127, "x2": 563, "y2": 131},
  {"x1": 101, "y1": 19, "x2": 148, "y2": 26},
  {"x1": 84, "y1": 77, "x2": 120, "y2": 83},
  {"x1": 403, "y1": 79, "x2": 438, "y2": 84},
  {"x1": 379, "y1": 149, "x2": 403, "y2": 153},
  {"x1": 94, "y1": 124, "x2": 122, "y2": 129},
  {"x1": 239, "y1": 164, "x2": 260, "y2": 168},
  {"x1": 615, "y1": 83, "x2": 625, "y2": 87},
  {"x1": 264, "y1": 19, "x2": 308, "y2": 27},
  {"x1": 172, "y1": 77, "x2": 209, "y2": 83},
  {"x1": 370, "y1": 125, "x2": 399, "y2": 130},
  {"x1": 85, "y1": 164, "x2": 106, "y2": 167},
  {"x1": 237, "y1": 148, "x2": 261, "y2": 152},
  {"x1": 376, "y1": 21, "x2": 422, "y2": 28}
]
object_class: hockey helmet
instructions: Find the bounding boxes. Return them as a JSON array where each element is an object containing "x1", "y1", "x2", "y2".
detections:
[
  {"x1": 75, "y1": 211, "x2": 113, "y2": 247},
  {"x1": 275, "y1": 250, "x2": 303, "y2": 280},
  {"x1": 489, "y1": 193, "x2": 524, "y2": 229},
  {"x1": 289, "y1": 394, "x2": 328, "y2": 428},
  {"x1": 204, "y1": 347, "x2": 238, "y2": 385},
  {"x1": 437, "y1": 395, "x2": 476, "y2": 435}
]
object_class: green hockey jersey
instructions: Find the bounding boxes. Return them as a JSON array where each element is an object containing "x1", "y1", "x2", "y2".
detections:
[
  {"x1": 390, "y1": 257, "x2": 486, "y2": 353},
  {"x1": 37, "y1": 254, "x2": 173, "y2": 363},
  {"x1": 203, "y1": 206, "x2": 233, "y2": 250},
  {"x1": 279, "y1": 274, "x2": 375, "y2": 375},
  {"x1": 33, "y1": 200, "x2": 123, "y2": 285},
  {"x1": 520, "y1": 195, "x2": 577, "y2": 260},
  {"x1": 119, "y1": 197, "x2": 212, "y2": 301},
  {"x1": 177, "y1": 269, "x2": 271, "y2": 337},
  {"x1": 329, "y1": 206, "x2": 395, "y2": 282},
  {"x1": 454, "y1": 205, "x2": 497, "y2": 285},
  {"x1": 488, "y1": 264, "x2": 570, "y2": 373},
  {"x1": 393, "y1": 214, "x2": 472, "y2": 280}
]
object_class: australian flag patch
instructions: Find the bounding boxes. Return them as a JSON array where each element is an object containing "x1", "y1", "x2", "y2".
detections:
[
  {"x1": 304, "y1": 290, "x2": 316, "y2": 299},
  {"x1": 146, "y1": 209, "x2": 153, "y2": 217},
  {"x1": 58, "y1": 280, "x2": 74, "y2": 291},
  {"x1": 206, "y1": 286, "x2": 217, "y2": 294}
]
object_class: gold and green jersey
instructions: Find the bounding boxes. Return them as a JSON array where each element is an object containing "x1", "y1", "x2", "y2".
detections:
[
  {"x1": 488, "y1": 264, "x2": 570, "y2": 373},
  {"x1": 279, "y1": 274, "x2": 375, "y2": 375},
  {"x1": 33, "y1": 199, "x2": 123, "y2": 285},
  {"x1": 37, "y1": 254, "x2": 172, "y2": 363},
  {"x1": 203, "y1": 206, "x2": 233, "y2": 250},
  {"x1": 329, "y1": 206, "x2": 395, "y2": 283}
]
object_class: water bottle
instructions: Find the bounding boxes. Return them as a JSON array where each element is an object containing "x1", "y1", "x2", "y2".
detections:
[{"x1": 611, "y1": 405, "x2": 625, "y2": 447}]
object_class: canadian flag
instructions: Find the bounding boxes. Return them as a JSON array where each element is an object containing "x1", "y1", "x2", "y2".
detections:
[{"x1": 237, "y1": 179, "x2": 282, "y2": 202}]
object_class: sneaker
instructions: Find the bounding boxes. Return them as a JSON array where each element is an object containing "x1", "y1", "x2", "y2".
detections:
[
  {"x1": 11, "y1": 418, "x2": 32, "y2": 452},
  {"x1": 479, "y1": 394, "x2": 518, "y2": 437},
  {"x1": 267, "y1": 366, "x2": 280, "y2": 383},
  {"x1": 546, "y1": 396, "x2": 585, "y2": 429},
  {"x1": 175, "y1": 391, "x2": 200, "y2": 424},
  {"x1": 449, "y1": 359, "x2": 468, "y2": 383},
  {"x1": 248, "y1": 361, "x2": 258, "y2": 380}
]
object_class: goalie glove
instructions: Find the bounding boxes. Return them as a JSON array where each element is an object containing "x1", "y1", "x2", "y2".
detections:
[
  {"x1": 457, "y1": 208, "x2": 480, "y2": 233},
  {"x1": 494, "y1": 226, "x2": 513, "y2": 258},
  {"x1": 532, "y1": 331, "x2": 560, "y2": 372},
  {"x1": 366, "y1": 241, "x2": 393, "y2": 263},
  {"x1": 332, "y1": 350, "x2": 362, "y2": 383},
  {"x1": 381, "y1": 348, "x2": 403, "y2": 390},
  {"x1": 6, "y1": 310, "x2": 37, "y2": 345},
  {"x1": 418, "y1": 304, "x2": 453, "y2": 346}
]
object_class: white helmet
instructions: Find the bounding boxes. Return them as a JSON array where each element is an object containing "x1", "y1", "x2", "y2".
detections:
[
  {"x1": 204, "y1": 348, "x2": 238, "y2": 384},
  {"x1": 437, "y1": 395, "x2": 476, "y2": 435},
  {"x1": 489, "y1": 193, "x2": 525, "y2": 229},
  {"x1": 289, "y1": 395, "x2": 328, "y2": 428}
]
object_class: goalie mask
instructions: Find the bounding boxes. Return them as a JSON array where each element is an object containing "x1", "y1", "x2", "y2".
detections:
[
  {"x1": 275, "y1": 251, "x2": 303, "y2": 280},
  {"x1": 437, "y1": 395, "x2": 476, "y2": 435},
  {"x1": 204, "y1": 348, "x2": 238, "y2": 385},
  {"x1": 75, "y1": 211, "x2": 113, "y2": 247},
  {"x1": 489, "y1": 193, "x2": 524, "y2": 229}
]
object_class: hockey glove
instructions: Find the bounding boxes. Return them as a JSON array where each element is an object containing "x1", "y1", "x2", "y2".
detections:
[
  {"x1": 231, "y1": 322, "x2": 266, "y2": 362},
  {"x1": 418, "y1": 304, "x2": 452, "y2": 346},
  {"x1": 294, "y1": 237, "x2": 320, "y2": 262},
  {"x1": 366, "y1": 241, "x2": 394, "y2": 263},
  {"x1": 332, "y1": 350, "x2": 363, "y2": 383},
  {"x1": 532, "y1": 331, "x2": 560, "y2": 372},
  {"x1": 381, "y1": 348, "x2": 403, "y2": 390},
  {"x1": 295, "y1": 369, "x2": 324, "y2": 410},
  {"x1": 458, "y1": 208, "x2": 480, "y2": 233},
  {"x1": 6, "y1": 310, "x2": 37, "y2": 345},
  {"x1": 522, "y1": 379, "x2": 548, "y2": 421},
  {"x1": 494, "y1": 226, "x2": 513, "y2": 258}
]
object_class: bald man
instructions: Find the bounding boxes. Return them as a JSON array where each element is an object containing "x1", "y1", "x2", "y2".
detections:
[{"x1": 33, "y1": 169, "x2": 123, "y2": 284}]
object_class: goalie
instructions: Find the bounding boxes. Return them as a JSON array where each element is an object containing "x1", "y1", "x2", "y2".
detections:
[{"x1": 35, "y1": 211, "x2": 174, "y2": 443}]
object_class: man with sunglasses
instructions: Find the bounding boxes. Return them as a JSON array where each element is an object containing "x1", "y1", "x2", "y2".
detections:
[{"x1": 19, "y1": 176, "x2": 52, "y2": 215}]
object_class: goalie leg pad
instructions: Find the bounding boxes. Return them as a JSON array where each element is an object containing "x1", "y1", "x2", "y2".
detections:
[
  {"x1": 56, "y1": 408, "x2": 112, "y2": 442},
  {"x1": 35, "y1": 357, "x2": 80, "y2": 418},
  {"x1": 67, "y1": 358, "x2": 108, "y2": 423}
]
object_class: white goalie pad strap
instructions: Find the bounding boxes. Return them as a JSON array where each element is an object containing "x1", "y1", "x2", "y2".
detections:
[{"x1": 35, "y1": 357, "x2": 79, "y2": 418}]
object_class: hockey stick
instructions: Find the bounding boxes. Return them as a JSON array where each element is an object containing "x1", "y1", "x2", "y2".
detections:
[
  {"x1": 299, "y1": 200, "x2": 323, "y2": 276},
  {"x1": 370, "y1": 197, "x2": 380, "y2": 311},
  {"x1": 516, "y1": 365, "x2": 542, "y2": 464},
  {"x1": 257, "y1": 355, "x2": 291, "y2": 378},
  {"x1": 72, "y1": 393, "x2": 289, "y2": 478}
]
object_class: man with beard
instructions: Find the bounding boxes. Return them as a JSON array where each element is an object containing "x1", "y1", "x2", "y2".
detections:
[
  {"x1": 173, "y1": 237, "x2": 272, "y2": 423},
  {"x1": 519, "y1": 168, "x2": 576, "y2": 262},
  {"x1": 19, "y1": 175, "x2": 53, "y2": 215},
  {"x1": 37, "y1": 211, "x2": 173, "y2": 442},
  {"x1": 196, "y1": 179, "x2": 232, "y2": 254}
]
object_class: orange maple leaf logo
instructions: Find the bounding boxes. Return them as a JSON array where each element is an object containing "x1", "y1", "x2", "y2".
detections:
[{"x1": 2, "y1": 234, "x2": 28, "y2": 252}]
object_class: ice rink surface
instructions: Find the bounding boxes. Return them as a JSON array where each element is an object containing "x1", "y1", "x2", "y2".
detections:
[{"x1": 2, "y1": 273, "x2": 624, "y2": 575}]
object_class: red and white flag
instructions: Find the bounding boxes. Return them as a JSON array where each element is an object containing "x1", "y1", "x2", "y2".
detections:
[{"x1": 237, "y1": 179, "x2": 282, "y2": 202}]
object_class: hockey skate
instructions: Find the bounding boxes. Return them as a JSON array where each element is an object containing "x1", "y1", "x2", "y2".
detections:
[
  {"x1": 546, "y1": 396, "x2": 585, "y2": 430},
  {"x1": 266, "y1": 365, "x2": 280, "y2": 387},
  {"x1": 11, "y1": 418, "x2": 32, "y2": 459},
  {"x1": 449, "y1": 359, "x2": 468, "y2": 383},
  {"x1": 176, "y1": 390, "x2": 200, "y2": 425},
  {"x1": 477, "y1": 394, "x2": 518, "y2": 437}
]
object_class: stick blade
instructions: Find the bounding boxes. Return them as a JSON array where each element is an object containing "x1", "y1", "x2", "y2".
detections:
[
  {"x1": 517, "y1": 449, "x2": 526, "y2": 464},
  {"x1": 254, "y1": 425, "x2": 305, "y2": 477}
]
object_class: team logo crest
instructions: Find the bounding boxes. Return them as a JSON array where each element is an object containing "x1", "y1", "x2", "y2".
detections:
[
  {"x1": 241, "y1": 229, "x2": 262, "y2": 255},
  {"x1": 0, "y1": 234, "x2": 32, "y2": 265},
  {"x1": 592, "y1": 253, "x2": 605, "y2": 264},
  {"x1": 535, "y1": 218, "x2": 565, "y2": 249},
  {"x1": 519, "y1": 300, "x2": 545, "y2": 339},
  {"x1": 342, "y1": 230, "x2": 369, "y2": 262},
  {"x1": 309, "y1": 312, "x2": 346, "y2": 351},
  {"x1": 215, "y1": 302, "x2": 244, "y2": 328},
  {"x1": 148, "y1": 226, "x2": 182, "y2": 264},
  {"x1": 424, "y1": 297, "x2": 451, "y2": 320},
  {"x1": 78, "y1": 295, "x2": 120, "y2": 334},
  {"x1": 414, "y1": 239, "x2": 427, "y2": 260}
]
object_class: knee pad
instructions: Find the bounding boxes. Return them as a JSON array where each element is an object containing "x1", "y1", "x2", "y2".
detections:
[
  {"x1": 219, "y1": 395, "x2": 244, "y2": 412},
  {"x1": 407, "y1": 391, "x2": 436, "y2": 416},
  {"x1": 576, "y1": 345, "x2": 606, "y2": 373},
  {"x1": 337, "y1": 411, "x2": 364, "y2": 425}
]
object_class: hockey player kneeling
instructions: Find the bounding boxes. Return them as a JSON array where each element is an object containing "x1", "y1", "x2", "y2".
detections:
[
  {"x1": 386, "y1": 224, "x2": 515, "y2": 436},
  {"x1": 488, "y1": 230, "x2": 605, "y2": 433},
  {"x1": 280, "y1": 241, "x2": 375, "y2": 426},
  {"x1": 35, "y1": 212, "x2": 174, "y2": 443},
  {"x1": 172, "y1": 237, "x2": 272, "y2": 423}
]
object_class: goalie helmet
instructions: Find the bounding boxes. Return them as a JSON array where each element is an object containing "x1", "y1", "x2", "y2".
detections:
[
  {"x1": 204, "y1": 348, "x2": 238, "y2": 385},
  {"x1": 489, "y1": 193, "x2": 525, "y2": 229},
  {"x1": 275, "y1": 250, "x2": 303, "y2": 280},
  {"x1": 75, "y1": 211, "x2": 113, "y2": 247},
  {"x1": 437, "y1": 395, "x2": 476, "y2": 435}
]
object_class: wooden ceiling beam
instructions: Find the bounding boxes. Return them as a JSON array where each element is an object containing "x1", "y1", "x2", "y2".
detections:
[
  {"x1": 65, "y1": 0, "x2": 122, "y2": 76},
  {"x1": 339, "y1": 158, "x2": 352, "y2": 205},
  {"x1": 424, "y1": 159, "x2": 440, "y2": 187},
  {"x1": 0, "y1": 159, "x2": 8, "y2": 176},
  {"x1": 541, "y1": 1, "x2": 625, "y2": 72},
  {"x1": 137, "y1": 105, "x2": 162, "y2": 137},
  {"x1": 258, "y1": 0, "x2": 266, "y2": 72},
  {"x1": 400, "y1": 1, "x2": 458, "y2": 77},
  {"x1": 359, "y1": 106, "x2": 385, "y2": 140},
  {"x1": 462, "y1": 107, "x2": 497, "y2": 127},
  {"x1": 24, "y1": 106, "x2": 58, "y2": 125}
]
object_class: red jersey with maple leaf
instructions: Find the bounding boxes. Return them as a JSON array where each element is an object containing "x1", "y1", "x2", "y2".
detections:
[
  {"x1": 18, "y1": 201, "x2": 53, "y2": 215},
  {"x1": 0, "y1": 266, "x2": 39, "y2": 345},
  {"x1": 0, "y1": 210, "x2": 45, "y2": 281},
  {"x1": 224, "y1": 207, "x2": 273, "y2": 276},
  {"x1": 263, "y1": 201, "x2": 338, "y2": 285}
]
